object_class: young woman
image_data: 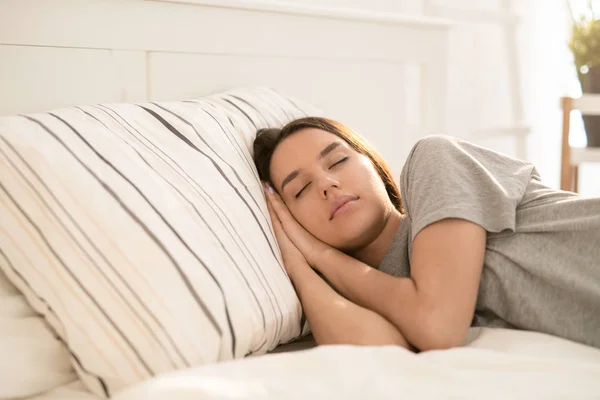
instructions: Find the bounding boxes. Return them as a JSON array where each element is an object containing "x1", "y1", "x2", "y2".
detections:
[{"x1": 253, "y1": 117, "x2": 600, "y2": 352}]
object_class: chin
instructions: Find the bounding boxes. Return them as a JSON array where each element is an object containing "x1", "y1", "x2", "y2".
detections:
[{"x1": 331, "y1": 211, "x2": 385, "y2": 252}]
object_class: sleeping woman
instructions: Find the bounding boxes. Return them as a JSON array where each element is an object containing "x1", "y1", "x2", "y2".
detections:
[{"x1": 253, "y1": 117, "x2": 600, "y2": 351}]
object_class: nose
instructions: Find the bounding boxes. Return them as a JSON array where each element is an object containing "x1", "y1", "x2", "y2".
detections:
[{"x1": 319, "y1": 176, "x2": 340, "y2": 199}]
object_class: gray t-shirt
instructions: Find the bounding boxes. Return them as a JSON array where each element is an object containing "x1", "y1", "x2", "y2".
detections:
[{"x1": 378, "y1": 135, "x2": 600, "y2": 348}]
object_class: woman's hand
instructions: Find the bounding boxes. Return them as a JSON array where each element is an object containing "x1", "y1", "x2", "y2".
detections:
[
  {"x1": 264, "y1": 183, "x2": 308, "y2": 279},
  {"x1": 264, "y1": 183, "x2": 330, "y2": 268}
]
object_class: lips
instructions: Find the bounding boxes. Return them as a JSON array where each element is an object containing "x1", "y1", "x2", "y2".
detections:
[{"x1": 329, "y1": 195, "x2": 359, "y2": 220}]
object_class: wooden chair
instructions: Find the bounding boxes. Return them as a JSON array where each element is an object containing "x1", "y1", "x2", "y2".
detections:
[{"x1": 560, "y1": 95, "x2": 600, "y2": 192}]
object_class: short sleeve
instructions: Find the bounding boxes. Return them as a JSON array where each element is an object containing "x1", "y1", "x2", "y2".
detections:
[{"x1": 399, "y1": 135, "x2": 537, "y2": 241}]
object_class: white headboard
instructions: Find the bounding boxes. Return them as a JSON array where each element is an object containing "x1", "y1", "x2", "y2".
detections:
[{"x1": 0, "y1": 0, "x2": 451, "y2": 176}]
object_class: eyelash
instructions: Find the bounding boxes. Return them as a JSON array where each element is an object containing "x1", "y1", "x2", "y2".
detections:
[
  {"x1": 330, "y1": 157, "x2": 349, "y2": 169},
  {"x1": 294, "y1": 157, "x2": 349, "y2": 198}
]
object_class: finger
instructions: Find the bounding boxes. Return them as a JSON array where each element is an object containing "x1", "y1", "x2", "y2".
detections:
[
  {"x1": 264, "y1": 184, "x2": 282, "y2": 216},
  {"x1": 263, "y1": 183, "x2": 277, "y2": 214},
  {"x1": 267, "y1": 198, "x2": 297, "y2": 260},
  {"x1": 265, "y1": 184, "x2": 322, "y2": 262},
  {"x1": 266, "y1": 200, "x2": 291, "y2": 267},
  {"x1": 265, "y1": 193, "x2": 279, "y2": 223},
  {"x1": 266, "y1": 194, "x2": 285, "y2": 235},
  {"x1": 265, "y1": 185, "x2": 296, "y2": 226}
]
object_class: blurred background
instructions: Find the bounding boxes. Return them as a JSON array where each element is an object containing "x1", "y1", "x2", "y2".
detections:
[
  {"x1": 2, "y1": 0, "x2": 599, "y2": 194},
  {"x1": 251, "y1": 0, "x2": 600, "y2": 194}
]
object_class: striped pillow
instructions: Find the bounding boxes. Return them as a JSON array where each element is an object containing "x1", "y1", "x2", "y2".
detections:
[{"x1": 0, "y1": 87, "x2": 319, "y2": 397}]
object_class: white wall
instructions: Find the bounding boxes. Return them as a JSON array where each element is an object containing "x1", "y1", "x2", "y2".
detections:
[
  {"x1": 267, "y1": 0, "x2": 600, "y2": 195},
  {"x1": 250, "y1": 0, "x2": 420, "y2": 13}
]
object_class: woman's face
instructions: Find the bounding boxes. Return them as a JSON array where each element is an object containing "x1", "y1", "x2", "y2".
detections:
[{"x1": 269, "y1": 128, "x2": 395, "y2": 251}]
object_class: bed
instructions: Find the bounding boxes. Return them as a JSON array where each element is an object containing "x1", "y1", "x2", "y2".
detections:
[{"x1": 1, "y1": 1, "x2": 600, "y2": 399}]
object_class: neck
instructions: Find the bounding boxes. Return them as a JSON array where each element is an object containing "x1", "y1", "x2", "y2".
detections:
[{"x1": 350, "y1": 209, "x2": 403, "y2": 268}]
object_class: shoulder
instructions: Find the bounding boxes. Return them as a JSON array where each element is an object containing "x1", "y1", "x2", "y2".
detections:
[
  {"x1": 400, "y1": 135, "x2": 461, "y2": 181},
  {"x1": 408, "y1": 134, "x2": 461, "y2": 160},
  {"x1": 403, "y1": 134, "x2": 531, "y2": 172},
  {"x1": 413, "y1": 134, "x2": 458, "y2": 148}
]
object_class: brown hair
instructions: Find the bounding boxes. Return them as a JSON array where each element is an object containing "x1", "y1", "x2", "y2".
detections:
[{"x1": 253, "y1": 117, "x2": 403, "y2": 213}]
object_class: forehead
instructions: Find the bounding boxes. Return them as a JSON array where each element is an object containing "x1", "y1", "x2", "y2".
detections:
[
  {"x1": 281, "y1": 127, "x2": 343, "y2": 149},
  {"x1": 269, "y1": 128, "x2": 350, "y2": 181}
]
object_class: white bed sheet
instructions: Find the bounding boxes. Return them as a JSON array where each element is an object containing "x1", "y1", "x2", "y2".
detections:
[
  {"x1": 27, "y1": 327, "x2": 600, "y2": 400},
  {"x1": 104, "y1": 327, "x2": 600, "y2": 400}
]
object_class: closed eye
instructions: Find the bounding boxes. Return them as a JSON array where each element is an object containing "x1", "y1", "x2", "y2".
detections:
[
  {"x1": 295, "y1": 182, "x2": 311, "y2": 198},
  {"x1": 330, "y1": 157, "x2": 349, "y2": 169},
  {"x1": 295, "y1": 157, "x2": 348, "y2": 198}
]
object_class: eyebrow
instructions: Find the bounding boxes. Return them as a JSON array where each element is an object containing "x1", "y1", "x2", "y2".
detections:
[
  {"x1": 318, "y1": 142, "x2": 341, "y2": 160},
  {"x1": 280, "y1": 142, "x2": 342, "y2": 192}
]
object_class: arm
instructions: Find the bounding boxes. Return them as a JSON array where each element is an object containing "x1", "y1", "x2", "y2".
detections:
[
  {"x1": 263, "y1": 183, "x2": 412, "y2": 349},
  {"x1": 287, "y1": 262, "x2": 413, "y2": 349},
  {"x1": 315, "y1": 218, "x2": 485, "y2": 351},
  {"x1": 265, "y1": 185, "x2": 486, "y2": 351}
]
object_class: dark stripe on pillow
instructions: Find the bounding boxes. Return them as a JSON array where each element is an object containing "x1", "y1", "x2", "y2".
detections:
[
  {"x1": 156, "y1": 102, "x2": 255, "y2": 185},
  {"x1": 216, "y1": 91, "x2": 310, "y2": 338},
  {"x1": 42, "y1": 113, "x2": 231, "y2": 353},
  {"x1": 150, "y1": 104, "x2": 286, "y2": 337},
  {"x1": 269, "y1": 88, "x2": 310, "y2": 117},
  {"x1": 224, "y1": 92, "x2": 310, "y2": 336},
  {"x1": 196, "y1": 103, "x2": 256, "y2": 174},
  {"x1": 94, "y1": 104, "x2": 277, "y2": 302},
  {"x1": 247, "y1": 93, "x2": 295, "y2": 121},
  {"x1": 181, "y1": 102, "x2": 272, "y2": 225},
  {"x1": 183, "y1": 101, "x2": 256, "y2": 173},
  {"x1": 67, "y1": 344, "x2": 110, "y2": 398},
  {"x1": 141, "y1": 106, "x2": 281, "y2": 269},
  {"x1": 81, "y1": 106, "x2": 272, "y2": 334},
  {"x1": 229, "y1": 95, "x2": 271, "y2": 126},
  {"x1": 117, "y1": 97, "x2": 305, "y2": 351},
  {"x1": 222, "y1": 99, "x2": 258, "y2": 129},
  {"x1": 0, "y1": 140, "x2": 186, "y2": 368},
  {"x1": 256, "y1": 95, "x2": 295, "y2": 121},
  {"x1": 26, "y1": 113, "x2": 228, "y2": 357},
  {"x1": 0, "y1": 181, "x2": 154, "y2": 375},
  {"x1": 264, "y1": 94, "x2": 301, "y2": 121}
]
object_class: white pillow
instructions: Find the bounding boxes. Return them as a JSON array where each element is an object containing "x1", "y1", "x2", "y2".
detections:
[
  {"x1": 203, "y1": 87, "x2": 322, "y2": 156},
  {"x1": 0, "y1": 268, "x2": 76, "y2": 399},
  {"x1": 0, "y1": 87, "x2": 316, "y2": 397}
]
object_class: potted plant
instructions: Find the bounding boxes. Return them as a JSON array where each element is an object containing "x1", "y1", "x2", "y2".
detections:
[{"x1": 568, "y1": 1, "x2": 600, "y2": 147}]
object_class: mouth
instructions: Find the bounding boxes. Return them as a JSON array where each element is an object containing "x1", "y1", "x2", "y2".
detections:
[{"x1": 329, "y1": 195, "x2": 359, "y2": 220}]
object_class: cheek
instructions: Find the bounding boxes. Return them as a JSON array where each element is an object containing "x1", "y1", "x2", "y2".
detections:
[
  {"x1": 354, "y1": 159, "x2": 388, "y2": 195},
  {"x1": 287, "y1": 200, "x2": 320, "y2": 228},
  {"x1": 287, "y1": 200, "x2": 331, "y2": 238}
]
